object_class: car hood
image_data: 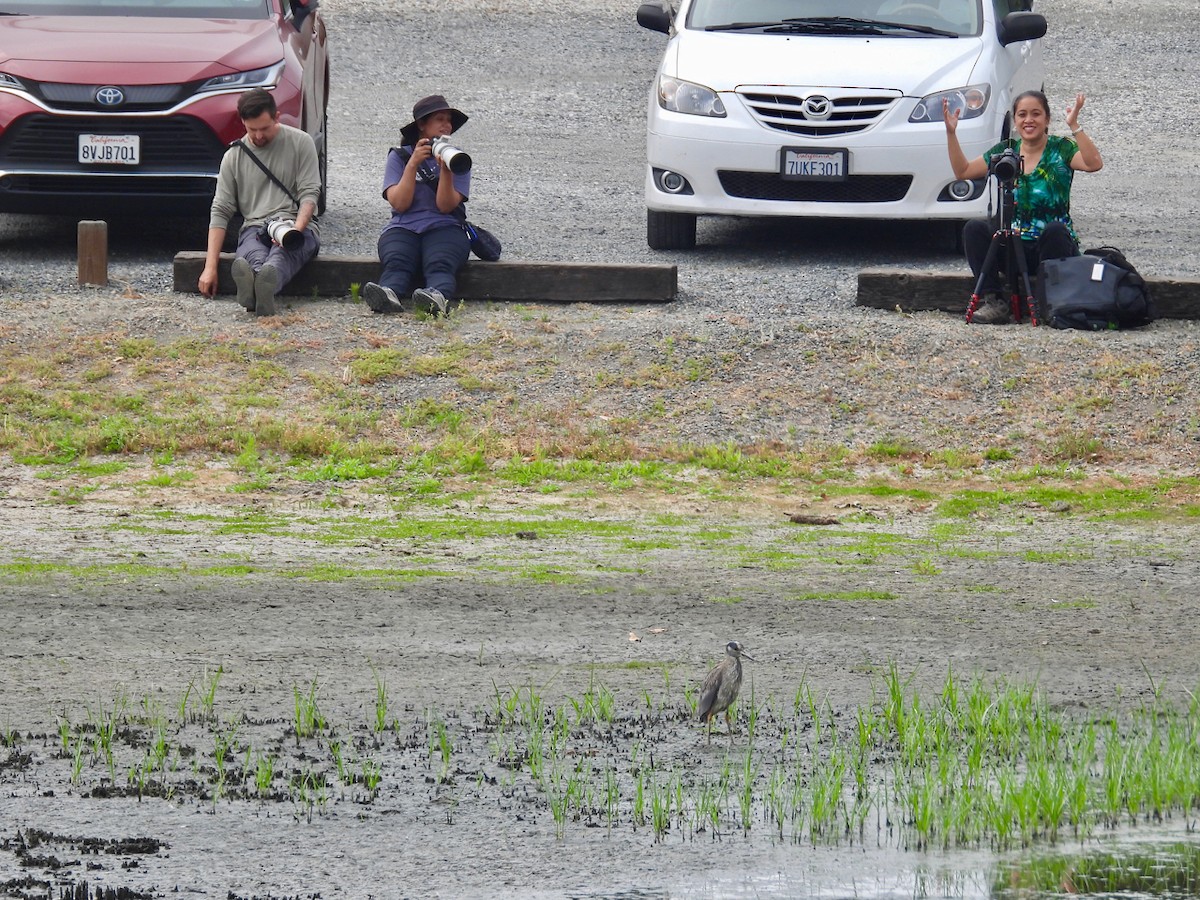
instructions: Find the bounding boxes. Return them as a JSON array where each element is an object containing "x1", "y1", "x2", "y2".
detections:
[
  {"x1": 0, "y1": 16, "x2": 284, "y2": 83},
  {"x1": 668, "y1": 32, "x2": 982, "y2": 95}
]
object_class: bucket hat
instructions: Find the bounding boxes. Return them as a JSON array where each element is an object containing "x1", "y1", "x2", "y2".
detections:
[{"x1": 400, "y1": 94, "x2": 468, "y2": 145}]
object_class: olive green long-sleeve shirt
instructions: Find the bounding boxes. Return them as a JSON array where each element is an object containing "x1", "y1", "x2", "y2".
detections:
[{"x1": 208, "y1": 123, "x2": 321, "y2": 238}]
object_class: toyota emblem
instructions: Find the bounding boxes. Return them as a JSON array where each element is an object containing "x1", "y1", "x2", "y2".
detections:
[
  {"x1": 801, "y1": 95, "x2": 833, "y2": 120},
  {"x1": 95, "y1": 86, "x2": 125, "y2": 107}
]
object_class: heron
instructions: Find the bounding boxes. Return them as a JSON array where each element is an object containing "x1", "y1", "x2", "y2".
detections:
[{"x1": 697, "y1": 640, "x2": 756, "y2": 743}]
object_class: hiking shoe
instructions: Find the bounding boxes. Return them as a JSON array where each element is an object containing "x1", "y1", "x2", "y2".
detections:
[
  {"x1": 363, "y1": 281, "x2": 404, "y2": 314},
  {"x1": 969, "y1": 297, "x2": 1013, "y2": 325},
  {"x1": 231, "y1": 257, "x2": 255, "y2": 311},
  {"x1": 254, "y1": 264, "x2": 279, "y2": 317},
  {"x1": 412, "y1": 287, "x2": 448, "y2": 317}
]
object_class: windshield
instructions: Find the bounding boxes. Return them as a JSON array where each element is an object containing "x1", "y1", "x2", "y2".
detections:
[
  {"x1": 687, "y1": 0, "x2": 981, "y2": 36},
  {"x1": 0, "y1": 0, "x2": 269, "y2": 18}
]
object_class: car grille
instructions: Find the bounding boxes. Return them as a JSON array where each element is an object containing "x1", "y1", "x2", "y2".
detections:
[
  {"x1": 0, "y1": 115, "x2": 225, "y2": 170},
  {"x1": 718, "y1": 171, "x2": 913, "y2": 203},
  {"x1": 38, "y1": 82, "x2": 193, "y2": 112},
  {"x1": 740, "y1": 90, "x2": 900, "y2": 137}
]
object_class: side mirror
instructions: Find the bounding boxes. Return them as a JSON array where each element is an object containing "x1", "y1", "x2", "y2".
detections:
[
  {"x1": 998, "y1": 11, "x2": 1047, "y2": 45},
  {"x1": 637, "y1": 2, "x2": 672, "y2": 34}
]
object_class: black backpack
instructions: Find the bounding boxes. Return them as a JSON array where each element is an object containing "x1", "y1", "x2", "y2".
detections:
[{"x1": 1036, "y1": 245, "x2": 1155, "y2": 330}]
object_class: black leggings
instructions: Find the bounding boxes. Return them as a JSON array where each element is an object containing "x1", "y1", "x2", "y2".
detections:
[{"x1": 962, "y1": 219, "x2": 1079, "y2": 295}]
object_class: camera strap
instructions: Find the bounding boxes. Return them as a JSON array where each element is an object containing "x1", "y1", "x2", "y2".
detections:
[{"x1": 233, "y1": 140, "x2": 300, "y2": 208}]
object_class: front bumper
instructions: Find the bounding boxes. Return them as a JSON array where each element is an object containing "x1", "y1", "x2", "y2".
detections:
[{"x1": 646, "y1": 91, "x2": 996, "y2": 221}]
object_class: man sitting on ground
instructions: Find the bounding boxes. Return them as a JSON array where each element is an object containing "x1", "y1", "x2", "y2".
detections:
[{"x1": 198, "y1": 88, "x2": 321, "y2": 316}]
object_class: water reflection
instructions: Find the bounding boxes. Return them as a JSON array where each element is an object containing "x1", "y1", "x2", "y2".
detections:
[
  {"x1": 649, "y1": 836, "x2": 1200, "y2": 899},
  {"x1": 995, "y1": 840, "x2": 1200, "y2": 898}
]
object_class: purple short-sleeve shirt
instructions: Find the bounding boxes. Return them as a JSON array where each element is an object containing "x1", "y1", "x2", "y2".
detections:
[{"x1": 381, "y1": 145, "x2": 471, "y2": 235}]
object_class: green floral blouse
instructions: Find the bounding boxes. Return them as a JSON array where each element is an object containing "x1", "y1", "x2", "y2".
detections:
[{"x1": 984, "y1": 134, "x2": 1078, "y2": 242}]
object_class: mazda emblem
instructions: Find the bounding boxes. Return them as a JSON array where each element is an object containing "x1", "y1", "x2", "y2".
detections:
[
  {"x1": 95, "y1": 86, "x2": 125, "y2": 107},
  {"x1": 801, "y1": 96, "x2": 833, "y2": 120}
]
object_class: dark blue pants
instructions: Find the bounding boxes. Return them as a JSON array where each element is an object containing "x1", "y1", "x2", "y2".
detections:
[
  {"x1": 378, "y1": 225, "x2": 470, "y2": 298},
  {"x1": 963, "y1": 219, "x2": 1078, "y2": 295}
]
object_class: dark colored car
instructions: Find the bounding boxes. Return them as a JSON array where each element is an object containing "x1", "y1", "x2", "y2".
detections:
[{"x1": 0, "y1": 0, "x2": 329, "y2": 216}]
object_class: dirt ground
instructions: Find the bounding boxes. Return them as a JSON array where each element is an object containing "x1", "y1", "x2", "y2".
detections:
[{"x1": 2, "y1": 481, "x2": 1199, "y2": 897}]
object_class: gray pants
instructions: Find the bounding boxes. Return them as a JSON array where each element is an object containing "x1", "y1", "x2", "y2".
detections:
[{"x1": 236, "y1": 226, "x2": 319, "y2": 296}]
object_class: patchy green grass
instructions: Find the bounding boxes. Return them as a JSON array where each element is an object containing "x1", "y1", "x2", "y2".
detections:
[{"x1": 788, "y1": 590, "x2": 898, "y2": 602}]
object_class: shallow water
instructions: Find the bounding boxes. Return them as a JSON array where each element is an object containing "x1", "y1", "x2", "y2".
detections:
[{"x1": 3, "y1": 781, "x2": 1198, "y2": 899}]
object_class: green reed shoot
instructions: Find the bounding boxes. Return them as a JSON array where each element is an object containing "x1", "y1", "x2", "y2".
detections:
[
  {"x1": 56, "y1": 715, "x2": 71, "y2": 757},
  {"x1": 604, "y1": 765, "x2": 619, "y2": 829},
  {"x1": 361, "y1": 757, "x2": 381, "y2": 798},
  {"x1": 739, "y1": 748, "x2": 755, "y2": 835},
  {"x1": 177, "y1": 679, "x2": 194, "y2": 723},
  {"x1": 330, "y1": 739, "x2": 349, "y2": 786},
  {"x1": 370, "y1": 663, "x2": 389, "y2": 733},
  {"x1": 650, "y1": 775, "x2": 671, "y2": 842},
  {"x1": 254, "y1": 752, "x2": 276, "y2": 797},
  {"x1": 70, "y1": 734, "x2": 85, "y2": 784},
  {"x1": 199, "y1": 664, "x2": 224, "y2": 722},
  {"x1": 293, "y1": 679, "x2": 325, "y2": 742},
  {"x1": 427, "y1": 714, "x2": 452, "y2": 784}
]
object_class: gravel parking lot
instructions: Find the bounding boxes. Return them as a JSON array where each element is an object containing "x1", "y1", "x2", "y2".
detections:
[{"x1": 0, "y1": 0, "x2": 1196, "y2": 302}]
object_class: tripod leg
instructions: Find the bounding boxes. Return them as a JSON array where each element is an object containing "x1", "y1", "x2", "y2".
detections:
[
  {"x1": 966, "y1": 230, "x2": 1007, "y2": 324},
  {"x1": 1010, "y1": 238, "x2": 1038, "y2": 326}
]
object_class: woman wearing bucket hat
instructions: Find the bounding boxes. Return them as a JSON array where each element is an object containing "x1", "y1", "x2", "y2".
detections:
[{"x1": 363, "y1": 94, "x2": 473, "y2": 316}]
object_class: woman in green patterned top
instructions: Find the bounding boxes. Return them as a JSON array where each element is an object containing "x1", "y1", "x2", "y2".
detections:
[{"x1": 945, "y1": 90, "x2": 1104, "y2": 324}]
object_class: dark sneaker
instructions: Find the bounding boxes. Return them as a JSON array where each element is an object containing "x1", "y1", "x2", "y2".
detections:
[
  {"x1": 412, "y1": 287, "x2": 448, "y2": 317},
  {"x1": 363, "y1": 281, "x2": 404, "y2": 314},
  {"x1": 254, "y1": 264, "x2": 279, "y2": 317},
  {"x1": 970, "y1": 298, "x2": 1013, "y2": 325},
  {"x1": 231, "y1": 257, "x2": 255, "y2": 311}
]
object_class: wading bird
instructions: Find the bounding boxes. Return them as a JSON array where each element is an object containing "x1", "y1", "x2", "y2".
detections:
[{"x1": 697, "y1": 640, "x2": 755, "y2": 743}]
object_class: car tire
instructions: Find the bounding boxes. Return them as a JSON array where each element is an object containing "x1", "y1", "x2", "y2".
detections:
[{"x1": 647, "y1": 209, "x2": 697, "y2": 250}]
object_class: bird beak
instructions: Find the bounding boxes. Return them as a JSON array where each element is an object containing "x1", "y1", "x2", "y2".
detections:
[{"x1": 740, "y1": 651, "x2": 756, "y2": 662}]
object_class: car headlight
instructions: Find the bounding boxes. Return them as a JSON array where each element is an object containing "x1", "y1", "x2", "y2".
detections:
[
  {"x1": 0, "y1": 72, "x2": 26, "y2": 91},
  {"x1": 658, "y1": 75, "x2": 726, "y2": 117},
  {"x1": 197, "y1": 61, "x2": 286, "y2": 93},
  {"x1": 908, "y1": 85, "x2": 990, "y2": 123}
]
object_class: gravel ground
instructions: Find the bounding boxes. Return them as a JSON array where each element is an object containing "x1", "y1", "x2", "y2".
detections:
[
  {"x1": 1, "y1": 0, "x2": 1198, "y2": 476},
  {"x1": 0, "y1": 0, "x2": 1196, "y2": 298}
]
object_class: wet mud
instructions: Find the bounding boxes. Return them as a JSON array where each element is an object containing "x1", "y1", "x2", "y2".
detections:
[{"x1": 2, "y1": 499, "x2": 1200, "y2": 896}]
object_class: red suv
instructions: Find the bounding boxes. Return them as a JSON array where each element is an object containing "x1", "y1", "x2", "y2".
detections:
[{"x1": 0, "y1": 0, "x2": 329, "y2": 216}]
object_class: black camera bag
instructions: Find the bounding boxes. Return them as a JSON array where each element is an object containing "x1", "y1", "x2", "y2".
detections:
[{"x1": 1036, "y1": 246, "x2": 1155, "y2": 330}]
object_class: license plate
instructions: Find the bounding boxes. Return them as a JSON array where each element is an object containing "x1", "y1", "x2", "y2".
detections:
[
  {"x1": 78, "y1": 134, "x2": 140, "y2": 165},
  {"x1": 781, "y1": 147, "x2": 847, "y2": 181}
]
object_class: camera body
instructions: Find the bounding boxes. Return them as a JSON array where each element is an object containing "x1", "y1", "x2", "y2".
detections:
[
  {"x1": 258, "y1": 218, "x2": 303, "y2": 250},
  {"x1": 429, "y1": 136, "x2": 472, "y2": 175},
  {"x1": 989, "y1": 146, "x2": 1022, "y2": 186}
]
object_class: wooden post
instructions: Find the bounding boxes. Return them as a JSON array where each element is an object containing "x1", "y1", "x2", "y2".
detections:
[{"x1": 78, "y1": 220, "x2": 108, "y2": 286}]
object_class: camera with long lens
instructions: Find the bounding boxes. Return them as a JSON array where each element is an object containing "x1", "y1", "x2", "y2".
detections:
[
  {"x1": 429, "y1": 135, "x2": 472, "y2": 174},
  {"x1": 258, "y1": 218, "x2": 303, "y2": 250},
  {"x1": 989, "y1": 146, "x2": 1022, "y2": 186}
]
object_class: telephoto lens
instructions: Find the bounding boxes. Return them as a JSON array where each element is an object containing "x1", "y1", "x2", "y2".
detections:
[
  {"x1": 430, "y1": 136, "x2": 472, "y2": 174},
  {"x1": 265, "y1": 219, "x2": 303, "y2": 250}
]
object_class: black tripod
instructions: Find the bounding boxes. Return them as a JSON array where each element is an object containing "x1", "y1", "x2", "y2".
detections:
[{"x1": 964, "y1": 169, "x2": 1039, "y2": 326}]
